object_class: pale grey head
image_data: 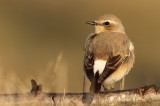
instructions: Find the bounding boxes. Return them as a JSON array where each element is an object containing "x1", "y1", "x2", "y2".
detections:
[{"x1": 86, "y1": 14, "x2": 125, "y2": 34}]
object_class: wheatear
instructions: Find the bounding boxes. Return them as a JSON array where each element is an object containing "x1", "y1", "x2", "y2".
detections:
[{"x1": 83, "y1": 14, "x2": 135, "y2": 93}]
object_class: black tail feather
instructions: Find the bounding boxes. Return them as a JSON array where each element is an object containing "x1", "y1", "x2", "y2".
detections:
[{"x1": 90, "y1": 72, "x2": 101, "y2": 93}]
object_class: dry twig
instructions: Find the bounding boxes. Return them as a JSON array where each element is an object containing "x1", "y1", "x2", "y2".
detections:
[{"x1": 0, "y1": 79, "x2": 160, "y2": 106}]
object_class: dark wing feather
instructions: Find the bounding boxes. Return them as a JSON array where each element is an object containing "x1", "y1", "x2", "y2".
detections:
[
  {"x1": 83, "y1": 33, "x2": 102, "y2": 93},
  {"x1": 83, "y1": 33, "x2": 97, "y2": 82},
  {"x1": 83, "y1": 53, "x2": 102, "y2": 93},
  {"x1": 98, "y1": 54, "x2": 128, "y2": 83},
  {"x1": 83, "y1": 53, "x2": 94, "y2": 81}
]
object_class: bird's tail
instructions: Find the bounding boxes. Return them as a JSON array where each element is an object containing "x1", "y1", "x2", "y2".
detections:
[{"x1": 90, "y1": 72, "x2": 101, "y2": 93}]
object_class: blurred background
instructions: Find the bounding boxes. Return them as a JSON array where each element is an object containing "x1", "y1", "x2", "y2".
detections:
[{"x1": 0, "y1": 0, "x2": 160, "y2": 93}]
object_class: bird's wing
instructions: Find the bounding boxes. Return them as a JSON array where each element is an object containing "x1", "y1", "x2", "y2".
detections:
[
  {"x1": 84, "y1": 53, "x2": 102, "y2": 93},
  {"x1": 83, "y1": 53, "x2": 94, "y2": 81},
  {"x1": 83, "y1": 33, "x2": 97, "y2": 81},
  {"x1": 98, "y1": 54, "x2": 129, "y2": 83},
  {"x1": 83, "y1": 33, "x2": 97, "y2": 51}
]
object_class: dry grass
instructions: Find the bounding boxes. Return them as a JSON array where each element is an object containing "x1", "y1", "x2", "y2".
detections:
[
  {"x1": 0, "y1": 61, "x2": 29, "y2": 93},
  {"x1": 0, "y1": 52, "x2": 69, "y2": 105},
  {"x1": 0, "y1": 52, "x2": 68, "y2": 94}
]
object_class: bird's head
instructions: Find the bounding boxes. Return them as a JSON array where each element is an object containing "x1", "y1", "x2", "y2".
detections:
[{"x1": 86, "y1": 14, "x2": 125, "y2": 34}]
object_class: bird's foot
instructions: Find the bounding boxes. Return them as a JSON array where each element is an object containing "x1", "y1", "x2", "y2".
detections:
[{"x1": 103, "y1": 84, "x2": 115, "y2": 92}]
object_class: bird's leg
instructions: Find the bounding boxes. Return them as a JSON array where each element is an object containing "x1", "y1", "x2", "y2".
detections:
[
  {"x1": 102, "y1": 84, "x2": 108, "y2": 91},
  {"x1": 120, "y1": 77, "x2": 125, "y2": 90},
  {"x1": 110, "y1": 83, "x2": 115, "y2": 90},
  {"x1": 103, "y1": 84, "x2": 115, "y2": 92}
]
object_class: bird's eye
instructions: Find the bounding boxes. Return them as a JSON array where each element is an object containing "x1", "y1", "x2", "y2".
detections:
[{"x1": 104, "y1": 21, "x2": 110, "y2": 26}]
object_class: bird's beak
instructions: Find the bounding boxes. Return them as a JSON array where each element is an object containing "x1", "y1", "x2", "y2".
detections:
[{"x1": 85, "y1": 21, "x2": 97, "y2": 25}]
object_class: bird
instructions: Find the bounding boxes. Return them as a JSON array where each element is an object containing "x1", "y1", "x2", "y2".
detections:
[{"x1": 83, "y1": 14, "x2": 135, "y2": 93}]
